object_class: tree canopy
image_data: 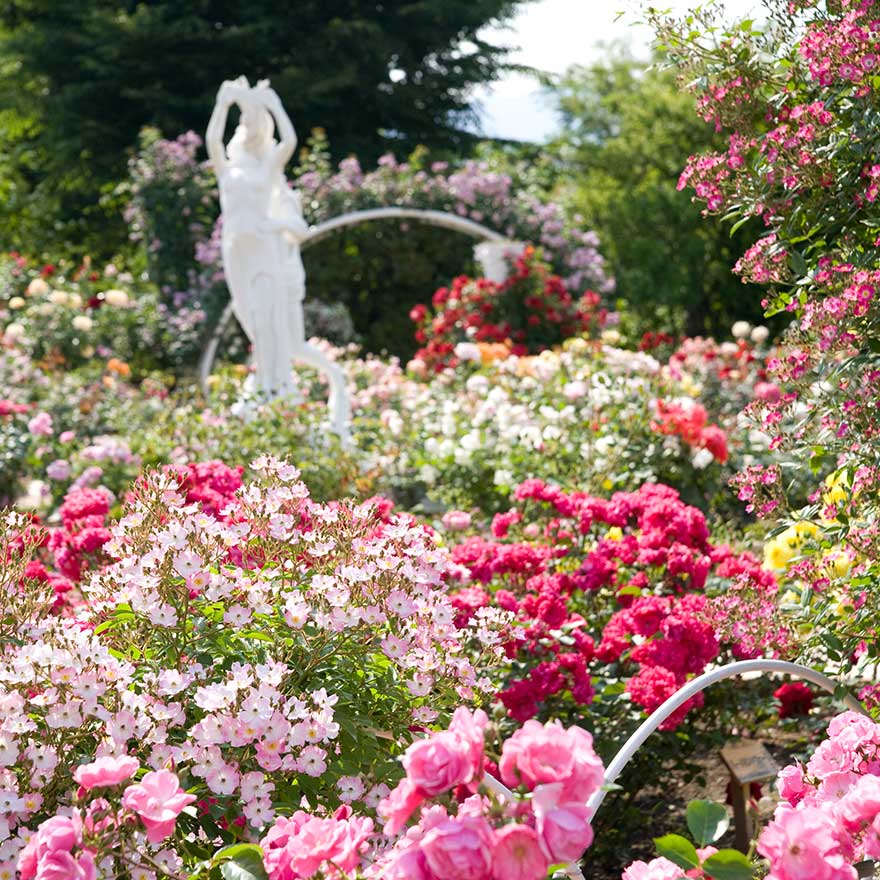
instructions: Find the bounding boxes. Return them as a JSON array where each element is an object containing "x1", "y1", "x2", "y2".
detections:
[
  {"x1": 549, "y1": 51, "x2": 768, "y2": 338},
  {"x1": 0, "y1": 0, "x2": 529, "y2": 254}
]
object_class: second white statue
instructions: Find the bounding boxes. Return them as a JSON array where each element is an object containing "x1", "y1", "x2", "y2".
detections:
[{"x1": 206, "y1": 76, "x2": 350, "y2": 440}]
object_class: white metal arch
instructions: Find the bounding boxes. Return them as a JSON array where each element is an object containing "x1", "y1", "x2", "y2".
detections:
[
  {"x1": 480, "y1": 659, "x2": 864, "y2": 880},
  {"x1": 197, "y1": 207, "x2": 507, "y2": 391}
]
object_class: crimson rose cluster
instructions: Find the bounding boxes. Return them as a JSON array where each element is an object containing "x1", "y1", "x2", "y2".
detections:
[
  {"x1": 446, "y1": 478, "x2": 781, "y2": 733},
  {"x1": 410, "y1": 249, "x2": 606, "y2": 371}
]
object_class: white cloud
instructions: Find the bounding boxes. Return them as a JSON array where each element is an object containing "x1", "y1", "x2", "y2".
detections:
[{"x1": 475, "y1": 0, "x2": 762, "y2": 140}]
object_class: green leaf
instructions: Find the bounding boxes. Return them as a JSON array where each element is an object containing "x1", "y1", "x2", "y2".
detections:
[
  {"x1": 686, "y1": 800, "x2": 730, "y2": 846},
  {"x1": 702, "y1": 850, "x2": 755, "y2": 880},
  {"x1": 216, "y1": 846, "x2": 268, "y2": 880},
  {"x1": 654, "y1": 834, "x2": 700, "y2": 871}
]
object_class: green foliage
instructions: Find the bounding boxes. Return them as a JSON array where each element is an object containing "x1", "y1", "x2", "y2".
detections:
[
  {"x1": 686, "y1": 799, "x2": 730, "y2": 847},
  {"x1": 0, "y1": 0, "x2": 527, "y2": 257},
  {"x1": 550, "y1": 51, "x2": 768, "y2": 338},
  {"x1": 305, "y1": 221, "x2": 476, "y2": 358},
  {"x1": 654, "y1": 833, "x2": 701, "y2": 871},
  {"x1": 651, "y1": 803, "x2": 755, "y2": 880}
]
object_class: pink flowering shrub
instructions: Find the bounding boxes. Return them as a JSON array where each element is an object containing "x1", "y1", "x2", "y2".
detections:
[
  {"x1": 16, "y1": 761, "x2": 194, "y2": 879},
  {"x1": 649, "y1": 0, "x2": 880, "y2": 672},
  {"x1": 755, "y1": 710, "x2": 880, "y2": 880},
  {"x1": 0, "y1": 457, "x2": 510, "y2": 875},
  {"x1": 260, "y1": 708, "x2": 603, "y2": 880}
]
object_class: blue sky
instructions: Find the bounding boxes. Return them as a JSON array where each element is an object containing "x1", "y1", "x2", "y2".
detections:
[{"x1": 476, "y1": 0, "x2": 760, "y2": 141}]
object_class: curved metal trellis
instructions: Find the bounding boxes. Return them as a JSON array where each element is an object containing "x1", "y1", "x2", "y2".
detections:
[{"x1": 481, "y1": 660, "x2": 864, "y2": 880}]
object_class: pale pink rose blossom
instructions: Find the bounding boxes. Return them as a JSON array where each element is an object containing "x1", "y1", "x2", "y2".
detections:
[
  {"x1": 491, "y1": 824, "x2": 548, "y2": 880},
  {"x1": 73, "y1": 755, "x2": 140, "y2": 791},
  {"x1": 122, "y1": 769, "x2": 196, "y2": 843}
]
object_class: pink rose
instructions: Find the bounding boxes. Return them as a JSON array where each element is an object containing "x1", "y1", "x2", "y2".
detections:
[
  {"x1": 18, "y1": 814, "x2": 85, "y2": 880},
  {"x1": 777, "y1": 764, "x2": 807, "y2": 805},
  {"x1": 403, "y1": 730, "x2": 475, "y2": 797},
  {"x1": 260, "y1": 811, "x2": 373, "y2": 880},
  {"x1": 840, "y1": 774, "x2": 880, "y2": 829},
  {"x1": 122, "y1": 769, "x2": 196, "y2": 843},
  {"x1": 532, "y1": 784, "x2": 594, "y2": 863},
  {"x1": 421, "y1": 813, "x2": 494, "y2": 880},
  {"x1": 499, "y1": 719, "x2": 604, "y2": 803},
  {"x1": 755, "y1": 381, "x2": 782, "y2": 403},
  {"x1": 491, "y1": 824, "x2": 548, "y2": 880},
  {"x1": 448, "y1": 707, "x2": 488, "y2": 781},
  {"x1": 32, "y1": 851, "x2": 96, "y2": 880},
  {"x1": 27, "y1": 412, "x2": 53, "y2": 437},
  {"x1": 378, "y1": 777, "x2": 425, "y2": 835},
  {"x1": 757, "y1": 804, "x2": 854, "y2": 880},
  {"x1": 622, "y1": 857, "x2": 688, "y2": 880},
  {"x1": 442, "y1": 511, "x2": 472, "y2": 531},
  {"x1": 381, "y1": 844, "x2": 431, "y2": 880},
  {"x1": 73, "y1": 755, "x2": 140, "y2": 790}
]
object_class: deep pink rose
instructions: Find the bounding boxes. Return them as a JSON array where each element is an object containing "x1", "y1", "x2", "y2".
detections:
[
  {"x1": 776, "y1": 764, "x2": 807, "y2": 805},
  {"x1": 403, "y1": 730, "x2": 475, "y2": 797},
  {"x1": 122, "y1": 769, "x2": 196, "y2": 843},
  {"x1": 73, "y1": 755, "x2": 140, "y2": 790},
  {"x1": 381, "y1": 844, "x2": 431, "y2": 880},
  {"x1": 420, "y1": 813, "x2": 495, "y2": 880},
  {"x1": 18, "y1": 814, "x2": 87, "y2": 880},
  {"x1": 378, "y1": 777, "x2": 425, "y2": 835},
  {"x1": 491, "y1": 824, "x2": 548, "y2": 880},
  {"x1": 260, "y1": 811, "x2": 373, "y2": 880},
  {"x1": 499, "y1": 719, "x2": 604, "y2": 802},
  {"x1": 532, "y1": 783, "x2": 595, "y2": 863},
  {"x1": 33, "y1": 851, "x2": 96, "y2": 880},
  {"x1": 448, "y1": 707, "x2": 488, "y2": 780}
]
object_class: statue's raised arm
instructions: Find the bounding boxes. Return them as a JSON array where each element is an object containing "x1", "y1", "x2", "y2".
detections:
[
  {"x1": 206, "y1": 78, "x2": 245, "y2": 175},
  {"x1": 252, "y1": 80, "x2": 297, "y2": 171}
]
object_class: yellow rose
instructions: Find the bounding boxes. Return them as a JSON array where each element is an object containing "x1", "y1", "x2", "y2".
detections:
[
  {"x1": 764, "y1": 537, "x2": 795, "y2": 571},
  {"x1": 822, "y1": 549, "x2": 853, "y2": 578},
  {"x1": 823, "y1": 471, "x2": 849, "y2": 506},
  {"x1": 8, "y1": 297, "x2": 25, "y2": 310},
  {"x1": 605, "y1": 527, "x2": 623, "y2": 542}
]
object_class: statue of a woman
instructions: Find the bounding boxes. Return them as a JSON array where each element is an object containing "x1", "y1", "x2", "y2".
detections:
[{"x1": 206, "y1": 77, "x2": 350, "y2": 440}]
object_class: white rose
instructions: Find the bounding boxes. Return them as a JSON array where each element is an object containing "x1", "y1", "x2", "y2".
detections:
[
  {"x1": 38, "y1": 303, "x2": 53, "y2": 316},
  {"x1": 8, "y1": 297, "x2": 25, "y2": 310},
  {"x1": 49, "y1": 290, "x2": 69, "y2": 306},
  {"x1": 72, "y1": 315, "x2": 93, "y2": 332},
  {"x1": 453, "y1": 341, "x2": 481, "y2": 363},
  {"x1": 4, "y1": 323, "x2": 25, "y2": 341},
  {"x1": 601, "y1": 329, "x2": 622, "y2": 345},
  {"x1": 26, "y1": 278, "x2": 49, "y2": 297},
  {"x1": 750, "y1": 325, "x2": 770, "y2": 344},
  {"x1": 692, "y1": 448, "x2": 715, "y2": 470},
  {"x1": 103, "y1": 288, "x2": 129, "y2": 307},
  {"x1": 731, "y1": 320, "x2": 751, "y2": 339},
  {"x1": 67, "y1": 293, "x2": 83, "y2": 309}
]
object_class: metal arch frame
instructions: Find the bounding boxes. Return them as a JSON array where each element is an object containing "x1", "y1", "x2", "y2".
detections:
[
  {"x1": 197, "y1": 207, "x2": 507, "y2": 392},
  {"x1": 480, "y1": 660, "x2": 864, "y2": 880}
]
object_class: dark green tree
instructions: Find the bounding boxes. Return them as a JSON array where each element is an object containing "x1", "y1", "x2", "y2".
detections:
[
  {"x1": 550, "y1": 51, "x2": 768, "y2": 338},
  {"x1": 0, "y1": 0, "x2": 529, "y2": 255}
]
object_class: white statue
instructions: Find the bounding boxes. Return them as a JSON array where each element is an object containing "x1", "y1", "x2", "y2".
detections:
[
  {"x1": 474, "y1": 240, "x2": 526, "y2": 284},
  {"x1": 206, "y1": 76, "x2": 351, "y2": 441}
]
